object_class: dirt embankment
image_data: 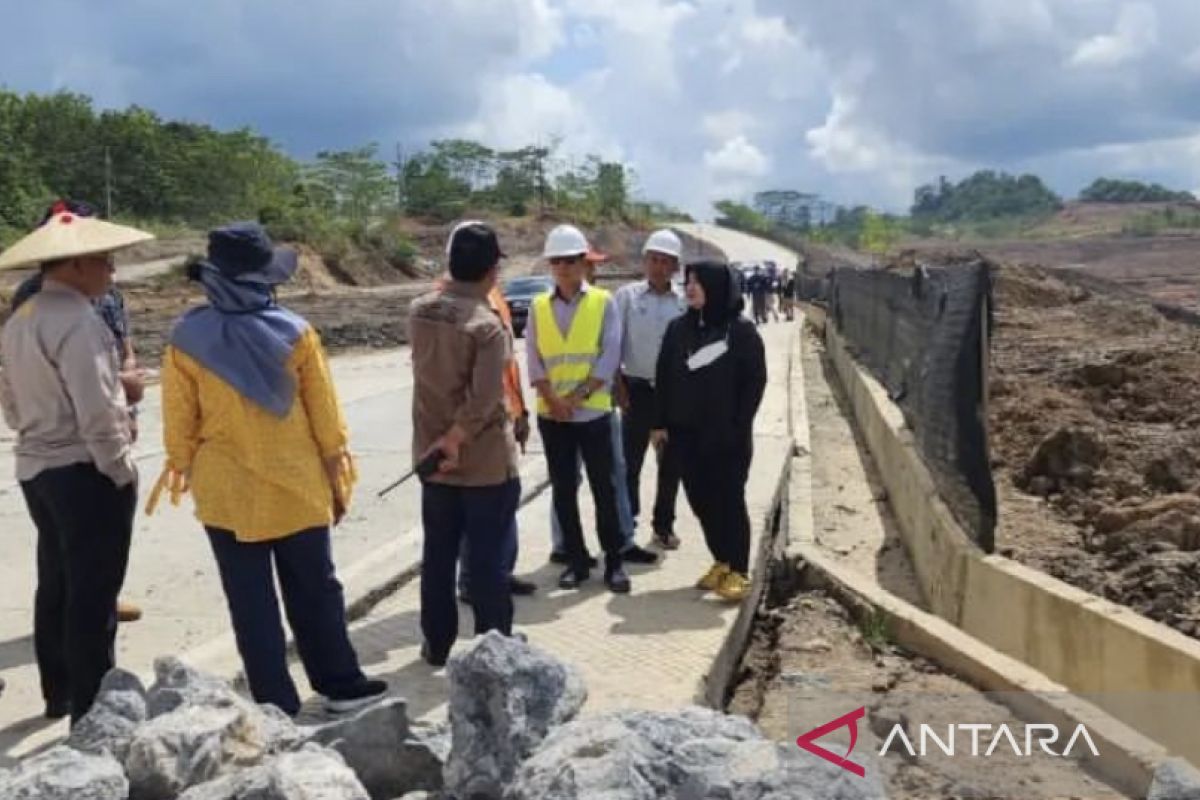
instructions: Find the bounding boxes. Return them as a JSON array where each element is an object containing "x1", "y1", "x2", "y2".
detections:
[
  {"x1": 102, "y1": 215, "x2": 660, "y2": 367},
  {"x1": 989, "y1": 264, "x2": 1200, "y2": 638}
]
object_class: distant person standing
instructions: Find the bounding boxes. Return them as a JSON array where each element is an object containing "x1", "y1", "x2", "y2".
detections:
[
  {"x1": 780, "y1": 270, "x2": 796, "y2": 322},
  {"x1": 748, "y1": 266, "x2": 770, "y2": 325},
  {"x1": 614, "y1": 229, "x2": 687, "y2": 550},
  {"x1": 528, "y1": 225, "x2": 630, "y2": 593},
  {"x1": 0, "y1": 205, "x2": 152, "y2": 721},
  {"x1": 152, "y1": 222, "x2": 385, "y2": 714},
  {"x1": 653, "y1": 261, "x2": 766, "y2": 602}
]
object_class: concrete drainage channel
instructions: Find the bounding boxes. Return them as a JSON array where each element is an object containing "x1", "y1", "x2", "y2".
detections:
[{"x1": 711, "y1": 314, "x2": 1200, "y2": 799}]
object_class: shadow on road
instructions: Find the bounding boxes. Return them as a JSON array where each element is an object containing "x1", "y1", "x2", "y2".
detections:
[
  {"x1": 0, "y1": 634, "x2": 34, "y2": 673},
  {"x1": 0, "y1": 713, "x2": 61, "y2": 770}
]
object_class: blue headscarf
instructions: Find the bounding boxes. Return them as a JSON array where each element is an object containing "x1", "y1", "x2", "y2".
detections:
[{"x1": 170, "y1": 263, "x2": 308, "y2": 417}]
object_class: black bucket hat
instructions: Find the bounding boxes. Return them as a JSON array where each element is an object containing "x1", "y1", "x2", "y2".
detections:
[{"x1": 204, "y1": 222, "x2": 297, "y2": 286}]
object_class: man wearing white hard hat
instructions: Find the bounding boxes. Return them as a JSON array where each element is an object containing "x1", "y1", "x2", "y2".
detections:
[
  {"x1": 527, "y1": 224, "x2": 630, "y2": 593},
  {"x1": 614, "y1": 229, "x2": 688, "y2": 551},
  {"x1": 0, "y1": 205, "x2": 152, "y2": 722}
]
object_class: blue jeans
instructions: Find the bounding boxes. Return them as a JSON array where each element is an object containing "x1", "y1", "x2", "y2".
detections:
[
  {"x1": 551, "y1": 411, "x2": 635, "y2": 553},
  {"x1": 421, "y1": 478, "x2": 520, "y2": 659}
]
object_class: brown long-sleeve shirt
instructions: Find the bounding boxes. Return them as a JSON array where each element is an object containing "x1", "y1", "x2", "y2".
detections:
[{"x1": 408, "y1": 279, "x2": 518, "y2": 487}]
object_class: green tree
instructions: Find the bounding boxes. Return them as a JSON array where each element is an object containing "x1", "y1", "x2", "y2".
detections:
[
  {"x1": 911, "y1": 170, "x2": 1061, "y2": 221},
  {"x1": 0, "y1": 91, "x2": 50, "y2": 240},
  {"x1": 713, "y1": 199, "x2": 770, "y2": 233},
  {"x1": 595, "y1": 162, "x2": 627, "y2": 219},
  {"x1": 308, "y1": 144, "x2": 394, "y2": 225},
  {"x1": 1080, "y1": 178, "x2": 1195, "y2": 203},
  {"x1": 430, "y1": 139, "x2": 496, "y2": 191},
  {"x1": 858, "y1": 210, "x2": 901, "y2": 255}
]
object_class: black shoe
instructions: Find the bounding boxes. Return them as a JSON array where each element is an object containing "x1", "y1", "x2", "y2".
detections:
[
  {"x1": 325, "y1": 679, "x2": 389, "y2": 714},
  {"x1": 510, "y1": 577, "x2": 537, "y2": 596},
  {"x1": 621, "y1": 544, "x2": 659, "y2": 565},
  {"x1": 44, "y1": 699, "x2": 70, "y2": 720},
  {"x1": 551, "y1": 551, "x2": 598, "y2": 568},
  {"x1": 420, "y1": 642, "x2": 448, "y2": 668},
  {"x1": 605, "y1": 564, "x2": 632, "y2": 594},
  {"x1": 558, "y1": 566, "x2": 589, "y2": 590},
  {"x1": 653, "y1": 527, "x2": 681, "y2": 550}
]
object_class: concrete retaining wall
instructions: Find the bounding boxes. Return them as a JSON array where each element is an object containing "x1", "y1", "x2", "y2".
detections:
[{"x1": 824, "y1": 323, "x2": 1200, "y2": 768}]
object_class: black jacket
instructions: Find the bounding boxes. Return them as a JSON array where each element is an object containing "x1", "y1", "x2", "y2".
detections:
[{"x1": 654, "y1": 262, "x2": 767, "y2": 451}]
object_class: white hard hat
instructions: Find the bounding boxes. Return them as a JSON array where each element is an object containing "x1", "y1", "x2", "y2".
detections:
[
  {"x1": 543, "y1": 224, "x2": 590, "y2": 259},
  {"x1": 643, "y1": 229, "x2": 682, "y2": 260}
]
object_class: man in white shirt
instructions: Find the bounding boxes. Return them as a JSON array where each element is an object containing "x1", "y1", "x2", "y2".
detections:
[
  {"x1": 0, "y1": 209, "x2": 151, "y2": 722},
  {"x1": 614, "y1": 229, "x2": 688, "y2": 549}
]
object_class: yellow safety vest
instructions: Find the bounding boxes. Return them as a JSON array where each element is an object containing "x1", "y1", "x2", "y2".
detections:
[{"x1": 533, "y1": 288, "x2": 613, "y2": 415}]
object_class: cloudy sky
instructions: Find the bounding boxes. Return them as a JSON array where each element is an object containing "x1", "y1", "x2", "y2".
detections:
[{"x1": 4, "y1": 0, "x2": 1200, "y2": 217}]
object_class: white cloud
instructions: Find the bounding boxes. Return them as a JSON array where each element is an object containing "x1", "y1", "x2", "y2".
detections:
[
  {"x1": 702, "y1": 110, "x2": 758, "y2": 142},
  {"x1": 455, "y1": 72, "x2": 621, "y2": 160},
  {"x1": 740, "y1": 15, "x2": 798, "y2": 48},
  {"x1": 705, "y1": 136, "x2": 769, "y2": 179},
  {"x1": 1070, "y1": 2, "x2": 1159, "y2": 68}
]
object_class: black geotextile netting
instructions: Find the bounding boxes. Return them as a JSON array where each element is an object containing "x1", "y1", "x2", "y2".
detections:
[{"x1": 829, "y1": 260, "x2": 996, "y2": 552}]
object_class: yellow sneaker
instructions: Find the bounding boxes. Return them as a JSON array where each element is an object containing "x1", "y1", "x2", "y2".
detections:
[
  {"x1": 716, "y1": 571, "x2": 751, "y2": 602},
  {"x1": 117, "y1": 600, "x2": 143, "y2": 623},
  {"x1": 697, "y1": 562, "x2": 731, "y2": 591}
]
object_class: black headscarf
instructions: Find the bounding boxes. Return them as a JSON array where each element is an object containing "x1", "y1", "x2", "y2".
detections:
[{"x1": 685, "y1": 260, "x2": 744, "y2": 327}]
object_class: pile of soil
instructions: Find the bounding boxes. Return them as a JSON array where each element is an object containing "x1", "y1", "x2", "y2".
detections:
[
  {"x1": 124, "y1": 281, "x2": 431, "y2": 368},
  {"x1": 990, "y1": 263, "x2": 1200, "y2": 637}
]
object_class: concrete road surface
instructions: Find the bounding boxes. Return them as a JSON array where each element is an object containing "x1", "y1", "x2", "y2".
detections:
[
  {"x1": 0, "y1": 348, "x2": 439, "y2": 762},
  {"x1": 673, "y1": 223, "x2": 800, "y2": 270}
]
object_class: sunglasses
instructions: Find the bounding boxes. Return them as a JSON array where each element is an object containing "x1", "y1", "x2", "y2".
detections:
[{"x1": 549, "y1": 256, "x2": 583, "y2": 266}]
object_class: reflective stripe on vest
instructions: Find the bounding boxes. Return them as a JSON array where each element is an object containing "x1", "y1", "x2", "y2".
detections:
[{"x1": 533, "y1": 288, "x2": 613, "y2": 414}]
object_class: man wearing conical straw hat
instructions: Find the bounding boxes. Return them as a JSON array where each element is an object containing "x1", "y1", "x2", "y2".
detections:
[{"x1": 0, "y1": 204, "x2": 152, "y2": 723}]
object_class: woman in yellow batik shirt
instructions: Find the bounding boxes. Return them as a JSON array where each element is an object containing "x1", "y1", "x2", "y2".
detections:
[{"x1": 148, "y1": 222, "x2": 386, "y2": 716}]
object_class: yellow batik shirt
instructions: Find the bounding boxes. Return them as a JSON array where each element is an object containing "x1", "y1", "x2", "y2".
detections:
[{"x1": 151, "y1": 326, "x2": 355, "y2": 542}]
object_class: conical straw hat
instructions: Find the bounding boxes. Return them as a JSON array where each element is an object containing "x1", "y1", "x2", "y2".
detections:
[{"x1": 0, "y1": 212, "x2": 154, "y2": 271}]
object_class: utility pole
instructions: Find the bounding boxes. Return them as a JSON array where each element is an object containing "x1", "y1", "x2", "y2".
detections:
[
  {"x1": 394, "y1": 142, "x2": 406, "y2": 211},
  {"x1": 104, "y1": 147, "x2": 113, "y2": 219}
]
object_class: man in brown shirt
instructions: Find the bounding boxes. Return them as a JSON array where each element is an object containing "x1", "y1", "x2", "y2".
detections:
[{"x1": 408, "y1": 221, "x2": 520, "y2": 666}]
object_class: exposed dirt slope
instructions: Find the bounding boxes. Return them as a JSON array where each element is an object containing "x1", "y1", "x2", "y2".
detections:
[{"x1": 990, "y1": 264, "x2": 1200, "y2": 638}]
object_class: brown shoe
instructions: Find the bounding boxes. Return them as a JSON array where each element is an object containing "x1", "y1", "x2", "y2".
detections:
[{"x1": 117, "y1": 600, "x2": 143, "y2": 623}]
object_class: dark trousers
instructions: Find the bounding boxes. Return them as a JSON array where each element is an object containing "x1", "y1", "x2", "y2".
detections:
[
  {"x1": 421, "y1": 478, "x2": 520, "y2": 659},
  {"x1": 752, "y1": 294, "x2": 768, "y2": 324},
  {"x1": 20, "y1": 463, "x2": 136, "y2": 722},
  {"x1": 539, "y1": 415, "x2": 624, "y2": 570},
  {"x1": 206, "y1": 526, "x2": 365, "y2": 716},
  {"x1": 459, "y1": 518, "x2": 519, "y2": 594},
  {"x1": 675, "y1": 431, "x2": 754, "y2": 573},
  {"x1": 622, "y1": 379, "x2": 682, "y2": 531}
]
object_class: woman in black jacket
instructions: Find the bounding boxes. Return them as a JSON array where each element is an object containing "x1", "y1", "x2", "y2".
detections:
[{"x1": 652, "y1": 260, "x2": 767, "y2": 601}]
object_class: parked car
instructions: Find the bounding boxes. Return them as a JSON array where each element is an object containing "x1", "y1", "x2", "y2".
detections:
[{"x1": 502, "y1": 275, "x2": 555, "y2": 337}]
